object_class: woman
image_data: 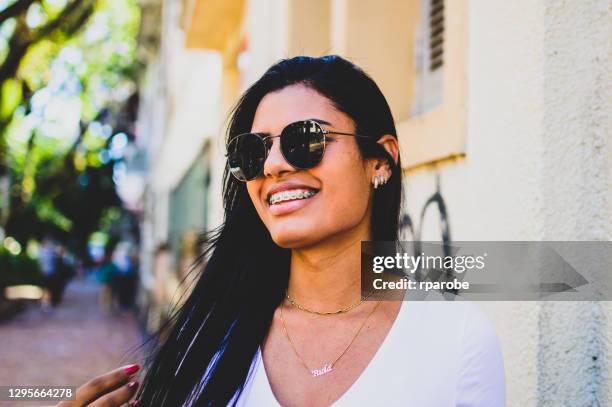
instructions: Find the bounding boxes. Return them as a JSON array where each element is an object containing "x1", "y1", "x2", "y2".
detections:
[{"x1": 60, "y1": 55, "x2": 504, "y2": 406}]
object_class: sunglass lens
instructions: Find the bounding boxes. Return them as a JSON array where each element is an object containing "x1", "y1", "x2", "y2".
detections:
[
  {"x1": 228, "y1": 134, "x2": 266, "y2": 181},
  {"x1": 281, "y1": 121, "x2": 325, "y2": 169}
]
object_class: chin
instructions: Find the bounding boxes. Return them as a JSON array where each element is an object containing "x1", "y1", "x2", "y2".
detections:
[
  {"x1": 270, "y1": 232, "x2": 309, "y2": 249},
  {"x1": 269, "y1": 226, "x2": 319, "y2": 249}
]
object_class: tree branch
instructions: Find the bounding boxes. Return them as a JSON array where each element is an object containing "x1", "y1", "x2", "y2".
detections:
[
  {"x1": 0, "y1": 0, "x2": 37, "y2": 25},
  {"x1": 0, "y1": 16, "x2": 29, "y2": 93},
  {"x1": 32, "y1": 0, "x2": 90, "y2": 41},
  {"x1": 0, "y1": 16, "x2": 30, "y2": 90},
  {"x1": 0, "y1": 0, "x2": 95, "y2": 89},
  {"x1": 0, "y1": 0, "x2": 96, "y2": 168}
]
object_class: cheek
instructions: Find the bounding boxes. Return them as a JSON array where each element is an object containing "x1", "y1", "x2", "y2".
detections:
[
  {"x1": 319, "y1": 163, "x2": 371, "y2": 221},
  {"x1": 301, "y1": 150, "x2": 372, "y2": 232},
  {"x1": 321, "y1": 144, "x2": 371, "y2": 197}
]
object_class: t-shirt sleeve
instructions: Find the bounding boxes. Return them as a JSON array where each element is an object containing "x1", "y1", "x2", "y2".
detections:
[{"x1": 455, "y1": 303, "x2": 506, "y2": 407}]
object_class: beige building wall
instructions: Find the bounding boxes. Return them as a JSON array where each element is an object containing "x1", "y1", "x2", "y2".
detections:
[{"x1": 135, "y1": 0, "x2": 226, "y2": 299}]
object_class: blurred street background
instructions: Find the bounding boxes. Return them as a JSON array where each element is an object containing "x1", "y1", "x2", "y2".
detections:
[
  {"x1": 0, "y1": 277, "x2": 142, "y2": 406},
  {"x1": 0, "y1": 0, "x2": 611, "y2": 406}
]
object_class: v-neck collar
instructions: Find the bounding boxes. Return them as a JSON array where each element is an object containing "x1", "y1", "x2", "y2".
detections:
[{"x1": 253, "y1": 294, "x2": 409, "y2": 406}]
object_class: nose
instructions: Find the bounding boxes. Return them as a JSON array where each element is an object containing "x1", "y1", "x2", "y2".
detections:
[{"x1": 263, "y1": 137, "x2": 295, "y2": 178}]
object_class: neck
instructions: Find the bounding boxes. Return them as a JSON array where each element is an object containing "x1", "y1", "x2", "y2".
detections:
[{"x1": 287, "y1": 221, "x2": 371, "y2": 310}]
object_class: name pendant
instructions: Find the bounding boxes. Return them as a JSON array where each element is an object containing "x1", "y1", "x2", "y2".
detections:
[{"x1": 311, "y1": 363, "x2": 333, "y2": 377}]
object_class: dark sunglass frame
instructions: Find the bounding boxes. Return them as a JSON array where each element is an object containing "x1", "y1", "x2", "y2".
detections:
[{"x1": 226, "y1": 119, "x2": 372, "y2": 182}]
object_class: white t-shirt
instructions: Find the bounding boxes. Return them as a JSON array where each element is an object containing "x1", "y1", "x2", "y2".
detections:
[{"x1": 234, "y1": 297, "x2": 505, "y2": 407}]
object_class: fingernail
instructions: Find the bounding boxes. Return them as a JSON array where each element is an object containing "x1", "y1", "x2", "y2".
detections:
[
  {"x1": 123, "y1": 364, "x2": 140, "y2": 376},
  {"x1": 127, "y1": 380, "x2": 139, "y2": 390},
  {"x1": 129, "y1": 400, "x2": 140, "y2": 407}
]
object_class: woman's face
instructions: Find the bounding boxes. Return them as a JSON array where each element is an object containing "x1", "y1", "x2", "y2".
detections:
[{"x1": 246, "y1": 84, "x2": 376, "y2": 249}]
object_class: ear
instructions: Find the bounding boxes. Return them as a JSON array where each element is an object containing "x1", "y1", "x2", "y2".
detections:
[
  {"x1": 368, "y1": 135, "x2": 399, "y2": 185},
  {"x1": 377, "y1": 135, "x2": 400, "y2": 166}
]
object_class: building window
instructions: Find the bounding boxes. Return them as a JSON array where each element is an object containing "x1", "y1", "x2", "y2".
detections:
[{"x1": 413, "y1": 0, "x2": 445, "y2": 116}]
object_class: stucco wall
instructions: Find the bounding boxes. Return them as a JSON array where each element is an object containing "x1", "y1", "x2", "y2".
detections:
[
  {"x1": 402, "y1": 0, "x2": 612, "y2": 405},
  {"x1": 538, "y1": 0, "x2": 611, "y2": 405}
]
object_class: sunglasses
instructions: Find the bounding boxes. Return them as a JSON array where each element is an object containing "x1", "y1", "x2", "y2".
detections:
[{"x1": 227, "y1": 119, "x2": 372, "y2": 181}]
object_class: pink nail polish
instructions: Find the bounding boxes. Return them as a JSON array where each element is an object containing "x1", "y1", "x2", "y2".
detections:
[
  {"x1": 127, "y1": 381, "x2": 139, "y2": 389},
  {"x1": 123, "y1": 364, "x2": 140, "y2": 376}
]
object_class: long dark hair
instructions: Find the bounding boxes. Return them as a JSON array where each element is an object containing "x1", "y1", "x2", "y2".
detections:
[{"x1": 135, "y1": 55, "x2": 403, "y2": 406}]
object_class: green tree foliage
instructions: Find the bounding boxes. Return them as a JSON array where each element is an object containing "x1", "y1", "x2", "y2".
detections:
[{"x1": 0, "y1": 0, "x2": 141, "y2": 264}]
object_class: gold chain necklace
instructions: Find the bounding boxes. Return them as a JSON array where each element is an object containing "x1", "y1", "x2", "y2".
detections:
[
  {"x1": 285, "y1": 291, "x2": 370, "y2": 316},
  {"x1": 279, "y1": 300, "x2": 381, "y2": 377}
]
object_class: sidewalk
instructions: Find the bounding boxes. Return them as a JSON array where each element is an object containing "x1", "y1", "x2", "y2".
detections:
[{"x1": 0, "y1": 276, "x2": 145, "y2": 406}]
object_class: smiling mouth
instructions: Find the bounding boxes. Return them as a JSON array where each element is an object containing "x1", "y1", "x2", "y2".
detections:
[{"x1": 268, "y1": 189, "x2": 320, "y2": 206}]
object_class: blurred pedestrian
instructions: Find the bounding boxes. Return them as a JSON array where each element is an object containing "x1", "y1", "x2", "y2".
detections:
[
  {"x1": 114, "y1": 242, "x2": 139, "y2": 311},
  {"x1": 96, "y1": 249, "x2": 119, "y2": 315},
  {"x1": 38, "y1": 238, "x2": 57, "y2": 311},
  {"x1": 51, "y1": 246, "x2": 76, "y2": 306}
]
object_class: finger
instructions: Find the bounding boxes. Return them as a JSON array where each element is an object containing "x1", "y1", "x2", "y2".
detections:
[
  {"x1": 88, "y1": 380, "x2": 139, "y2": 407},
  {"x1": 73, "y1": 364, "x2": 140, "y2": 406}
]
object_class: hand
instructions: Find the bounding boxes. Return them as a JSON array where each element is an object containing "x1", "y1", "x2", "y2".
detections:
[{"x1": 55, "y1": 364, "x2": 141, "y2": 407}]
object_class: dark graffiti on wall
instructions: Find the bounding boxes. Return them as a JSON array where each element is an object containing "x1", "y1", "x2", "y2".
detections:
[
  {"x1": 398, "y1": 179, "x2": 455, "y2": 289},
  {"x1": 400, "y1": 177, "x2": 452, "y2": 256}
]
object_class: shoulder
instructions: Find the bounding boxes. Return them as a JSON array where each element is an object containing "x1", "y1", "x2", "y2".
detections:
[
  {"x1": 392, "y1": 298, "x2": 503, "y2": 367},
  {"x1": 452, "y1": 301, "x2": 506, "y2": 407},
  {"x1": 440, "y1": 300, "x2": 501, "y2": 353},
  {"x1": 395, "y1": 300, "x2": 506, "y2": 406}
]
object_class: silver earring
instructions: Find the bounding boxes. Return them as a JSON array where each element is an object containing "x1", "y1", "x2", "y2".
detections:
[{"x1": 373, "y1": 176, "x2": 379, "y2": 189}]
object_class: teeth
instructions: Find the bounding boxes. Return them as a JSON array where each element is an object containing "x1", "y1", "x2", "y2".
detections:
[{"x1": 269, "y1": 189, "x2": 317, "y2": 205}]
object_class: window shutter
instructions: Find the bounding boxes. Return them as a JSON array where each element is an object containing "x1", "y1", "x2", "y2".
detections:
[
  {"x1": 429, "y1": 0, "x2": 444, "y2": 71},
  {"x1": 412, "y1": 0, "x2": 445, "y2": 116}
]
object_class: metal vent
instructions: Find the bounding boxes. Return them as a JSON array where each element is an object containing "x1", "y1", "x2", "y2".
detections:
[{"x1": 429, "y1": 0, "x2": 444, "y2": 70}]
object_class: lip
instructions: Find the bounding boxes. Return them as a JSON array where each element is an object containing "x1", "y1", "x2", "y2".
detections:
[
  {"x1": 265, "y1": 182, "x2": 319, "y2": 203},
  {"x1": 267, "y1": 191, "x2": 319, "y2": 216}
]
